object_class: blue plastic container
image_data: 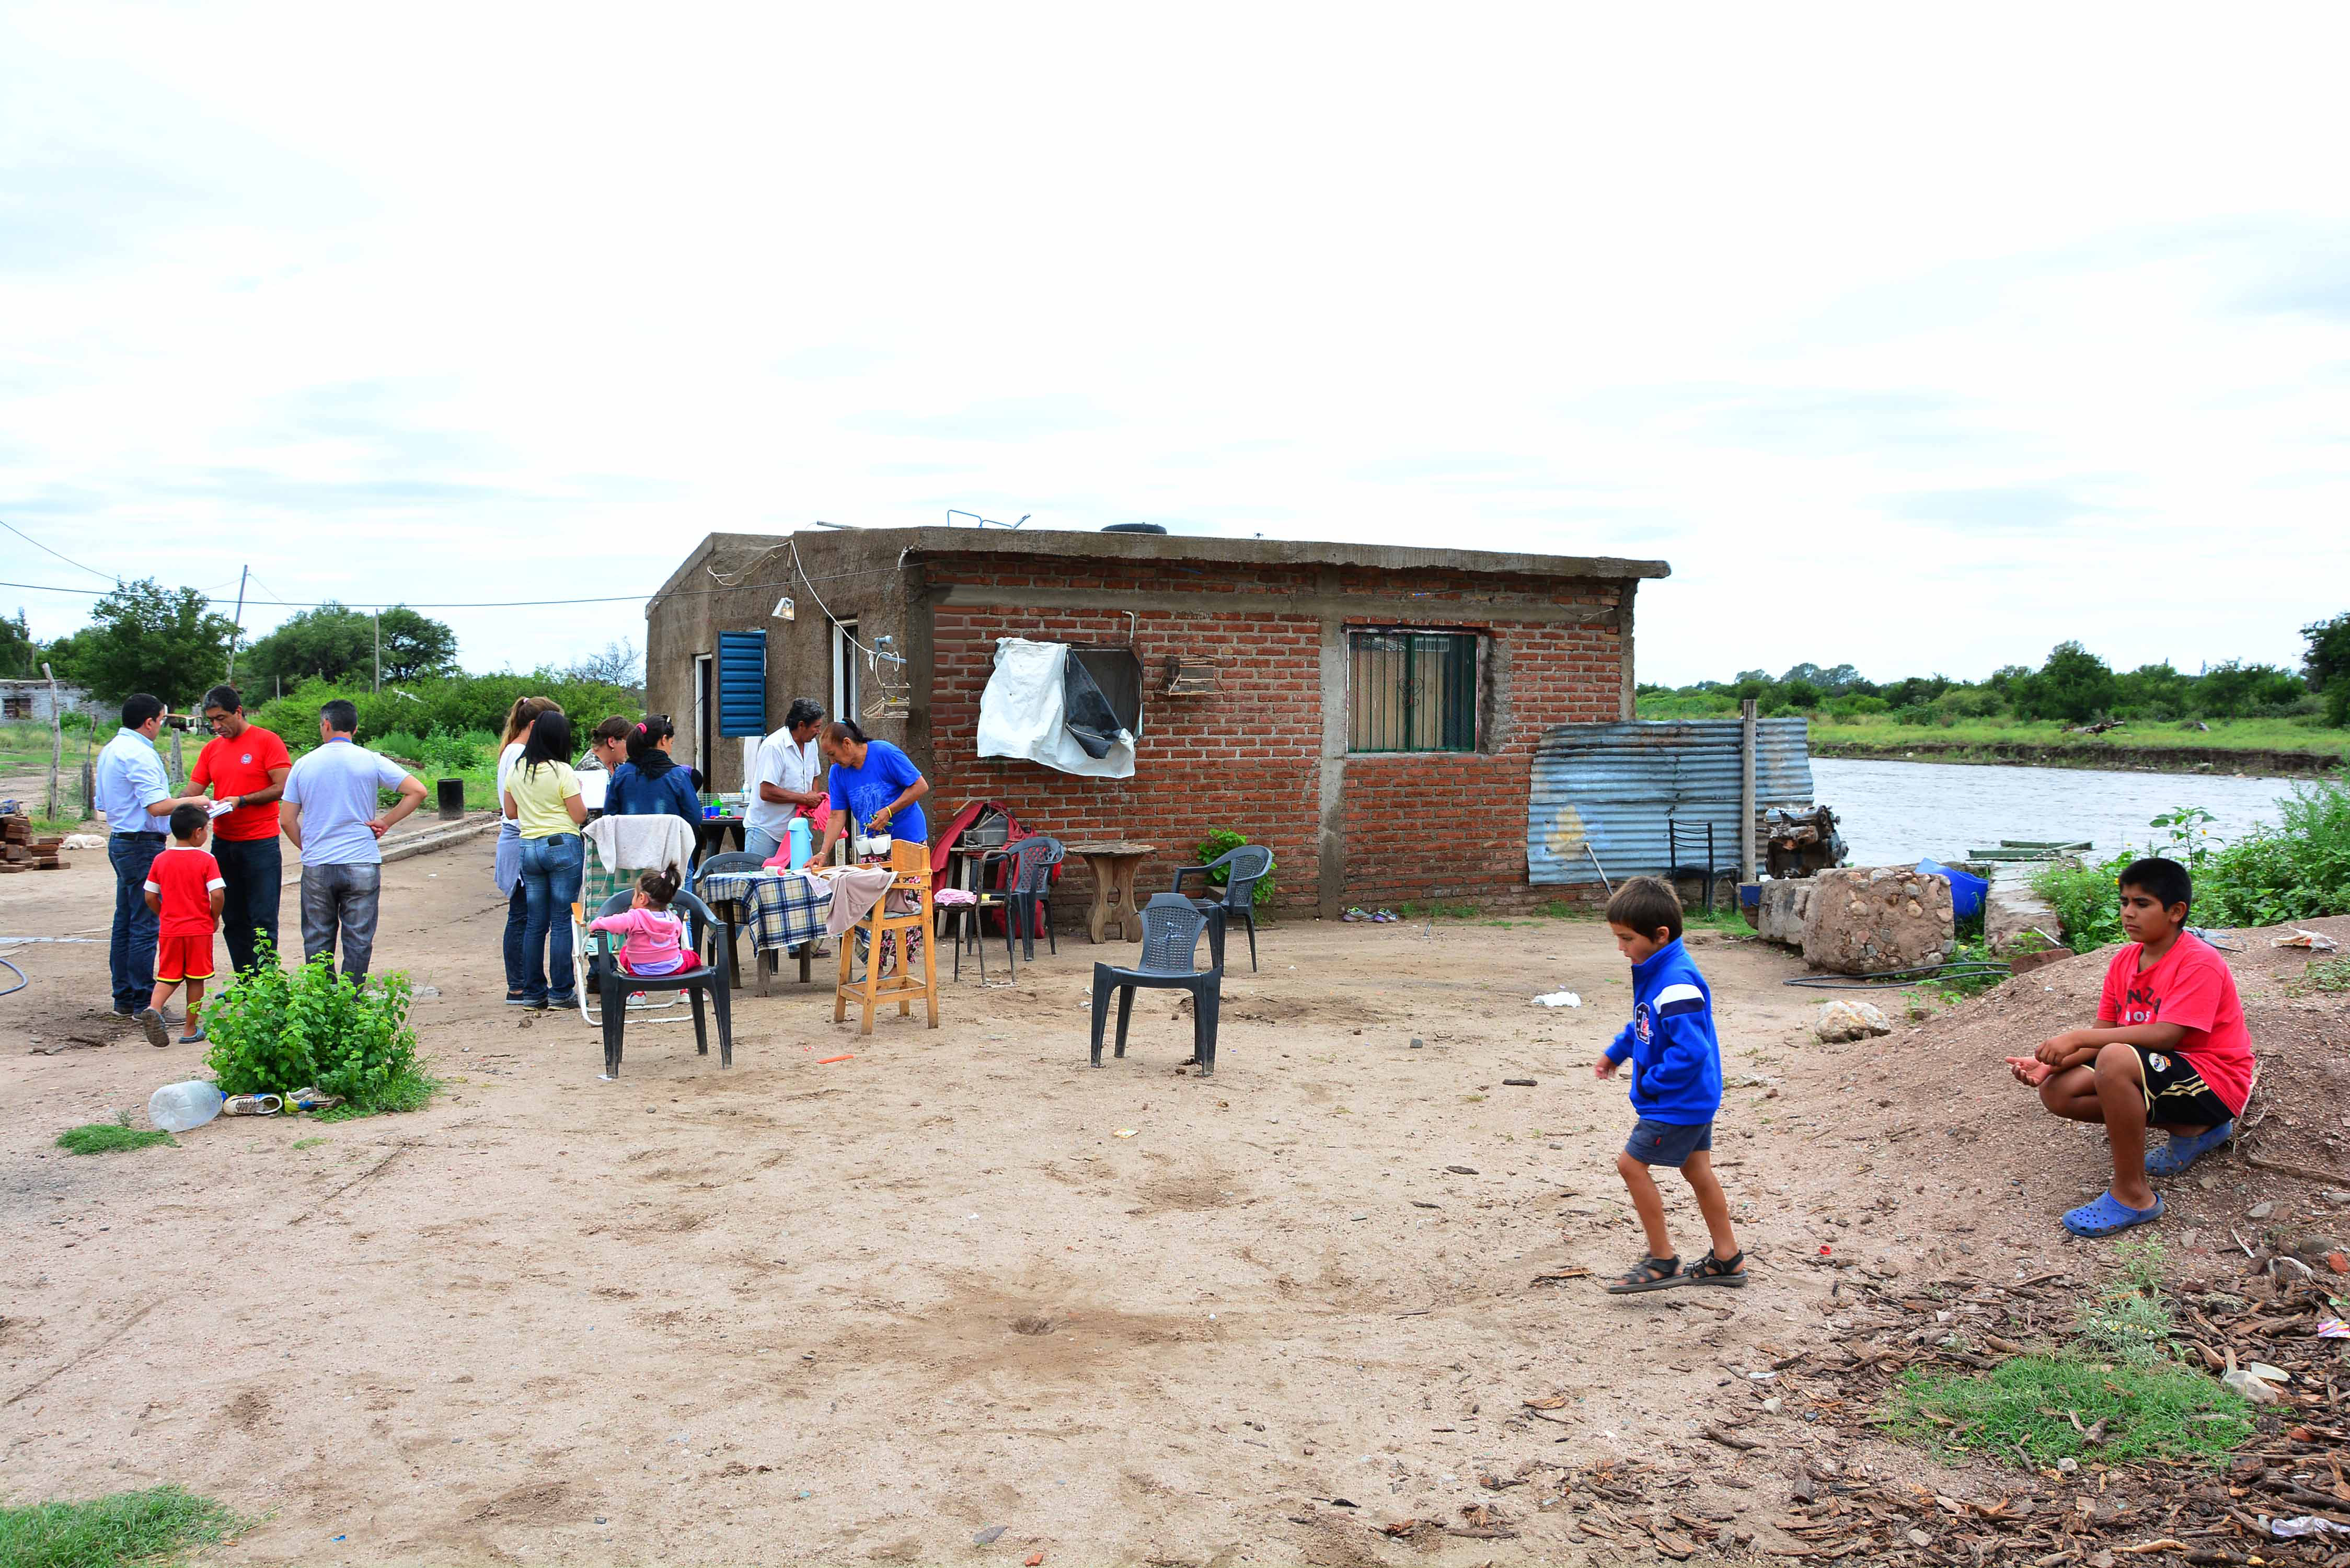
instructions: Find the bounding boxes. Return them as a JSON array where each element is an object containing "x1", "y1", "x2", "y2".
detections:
[{"x1": 1917, "y1": 857, "x2": 1988, "y2": 921}]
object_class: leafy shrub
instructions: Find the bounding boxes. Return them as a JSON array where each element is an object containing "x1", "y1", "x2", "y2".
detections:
[
  {"x1": 205, "y1": 943, "x2": 435, "y2": 1115},
  {"x1": 1194, "y1": 828, "x2": 1275, "y2": 908},
  {"x1": 250, "y1": 673, "x2": 641, "y2": 756},
  {"x1": 2031, "y1": 770, "x2": 2350, "y2": 947}
]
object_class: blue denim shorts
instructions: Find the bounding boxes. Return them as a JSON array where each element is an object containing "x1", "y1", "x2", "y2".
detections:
[{"x1": 1625, "y1": 1117, "x2": 1713, "y2": 1169}]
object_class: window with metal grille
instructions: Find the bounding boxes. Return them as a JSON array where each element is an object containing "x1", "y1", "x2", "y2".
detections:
[{"x1": 1348, "y1": 631, "x2": 1482, "y2": 753}]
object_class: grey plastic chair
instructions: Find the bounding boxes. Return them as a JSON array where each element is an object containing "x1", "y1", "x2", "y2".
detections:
[
  {"x1": 954, "y1": 835, "x2": 1063, "y2": 981},
  {"x1": 1089, "y1": 893, "x2": 1223, "y2": 1074},
  {"x1": 1169, "y1": 843, "x2": 1273, "y2": 972}
]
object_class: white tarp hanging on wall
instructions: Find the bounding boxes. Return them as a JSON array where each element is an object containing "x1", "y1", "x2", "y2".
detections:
[{"x1": 976, "y1": 638, "x2": 1137, "y2": 779}]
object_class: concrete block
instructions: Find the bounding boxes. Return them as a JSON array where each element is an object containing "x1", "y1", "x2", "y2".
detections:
[{"x1": 1757, "y1": 878, "x2": 1813, "y2": 947}]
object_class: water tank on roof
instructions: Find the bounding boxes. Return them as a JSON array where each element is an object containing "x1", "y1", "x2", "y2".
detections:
[{"x1": 1101, "y1": 523, "x2": 1168, "y2": 534}]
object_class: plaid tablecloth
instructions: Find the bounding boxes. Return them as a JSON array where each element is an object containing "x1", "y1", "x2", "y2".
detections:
[{"x1": 698, "y1": 870, "x2": 833, "y2": 954}]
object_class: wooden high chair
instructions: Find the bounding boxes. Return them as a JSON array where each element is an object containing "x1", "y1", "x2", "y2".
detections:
[{"x1": 835, "y1": 839, "x2": 940, "y2": 1035}]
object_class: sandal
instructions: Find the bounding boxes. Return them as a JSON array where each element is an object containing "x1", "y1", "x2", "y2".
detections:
[
  {"x1": 2062, "y1": 1190, "x2": 2163, "y2": 1238},
  {"x1": 1685, "y1": 1248, "x2": 1748, "y2": 1288},
  {"x1": 1605, "y1": 1254, "x2": 1681, "y2": 1294},
  {"x1": 2145, "y1": 1120, "x2": 2233, "y2": 1177}
]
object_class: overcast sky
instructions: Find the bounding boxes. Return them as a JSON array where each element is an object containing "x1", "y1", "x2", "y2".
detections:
[{"x1": 3, "y1": 6, "x2": 2344, "y2": 688}]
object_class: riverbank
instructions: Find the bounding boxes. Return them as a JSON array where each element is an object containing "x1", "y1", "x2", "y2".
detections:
[{"x1": 1810, "y1": 735, "x2": 2339, "y2": 776}]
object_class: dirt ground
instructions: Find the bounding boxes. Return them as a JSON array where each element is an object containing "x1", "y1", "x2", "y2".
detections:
[{"x1": 3, "y1": 837, "x2": 2346, "y2": 1566}]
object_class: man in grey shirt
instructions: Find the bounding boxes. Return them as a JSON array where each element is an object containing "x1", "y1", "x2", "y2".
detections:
[{"x1": 280, "y1": 699, "x2": 428, "y2": 981}]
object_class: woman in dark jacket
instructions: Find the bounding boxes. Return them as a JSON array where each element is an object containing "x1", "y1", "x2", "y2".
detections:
[{"x1": 604, "y1": 715, "x2": 704, "y2": 831}]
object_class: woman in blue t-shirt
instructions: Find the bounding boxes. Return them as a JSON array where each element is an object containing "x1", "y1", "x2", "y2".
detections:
[
  {"x1": 604, "y1": 714, "x2": 703, "y2": 832},
  {"x1": 809, "y1": 720, "x2": 930, "y2": 863}
]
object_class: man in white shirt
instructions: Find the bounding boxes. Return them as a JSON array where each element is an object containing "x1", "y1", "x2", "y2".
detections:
[
  {"x1": 281, "y1": 699, "x2": 428, "y2": 981},
  {"x1": 743, "y1": 699, "x2": 826, "y2": 862},
  {"x1": 94, "y1": 694, "x2": 204, "y2": 1016}
]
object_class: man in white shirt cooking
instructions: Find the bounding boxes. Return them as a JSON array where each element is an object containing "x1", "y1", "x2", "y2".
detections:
[{"x1": 743, "y1": 699, "x2": 827, "y2": 863}]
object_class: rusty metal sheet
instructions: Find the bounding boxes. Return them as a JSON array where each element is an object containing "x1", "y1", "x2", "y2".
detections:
[{"x1": 1527, "y1": 719, "x2": 1814, "y2": 886}]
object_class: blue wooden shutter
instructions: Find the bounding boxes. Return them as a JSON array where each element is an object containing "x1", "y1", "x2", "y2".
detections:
[{"x1": 717, "y1": 630, "x2": 767, "y2": 737}]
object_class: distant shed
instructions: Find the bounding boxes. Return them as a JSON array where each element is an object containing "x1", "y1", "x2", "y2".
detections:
[
  {"x1": 0, "y1": 678, "x2": 93, "y2": 723},
  {"x1": 1526, "y1": 718, "x2": 1816, "y2": 887}
]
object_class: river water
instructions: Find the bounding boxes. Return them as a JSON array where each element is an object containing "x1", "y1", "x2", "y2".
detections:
[{"x1": 1812, "y1": 757, "x2": 2305, "y2": 869}]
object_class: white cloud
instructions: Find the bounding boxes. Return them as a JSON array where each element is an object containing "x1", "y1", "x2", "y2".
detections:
[{"x1": 2, "y1": 3, "x2": 2346, "y2": 684}]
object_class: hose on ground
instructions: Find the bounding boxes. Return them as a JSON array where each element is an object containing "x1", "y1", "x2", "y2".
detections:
[
  {"x1": 0, "y1": 956, "x2": 26, "y2": 998},
  {"x1": 1782, "y1": 962, "x2": 2015, "y2": 990}
]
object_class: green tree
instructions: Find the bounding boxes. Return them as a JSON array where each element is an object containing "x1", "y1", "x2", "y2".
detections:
[
  {"x1": 2304, "y1": 612, "x2": 2350, "y2": 726},
  {"x1": 0, "y1": 607, "x2": 32, "y2": 678},
  {"x1": 67, "y1": 580, "x2": 238, "y2": 707},
  {"x1": 243, "y1": 603, "x2": 459, "y2": 687},
  {"x1": 2195, "y1": 661, "x2": 2303, "y2": 719},
  {"x1": 2018, "y1": 641, "x2": 2117, "y2": 723}
]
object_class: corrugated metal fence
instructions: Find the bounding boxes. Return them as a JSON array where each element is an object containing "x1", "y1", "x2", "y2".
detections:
[{"x1": 1526, "y1": 719, "x2": 1815, "y2": 886}]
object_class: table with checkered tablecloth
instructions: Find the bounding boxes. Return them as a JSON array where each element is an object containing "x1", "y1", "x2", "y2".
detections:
[{"x1": 697, "y1": 869, "x2": 834, "y2": 994}]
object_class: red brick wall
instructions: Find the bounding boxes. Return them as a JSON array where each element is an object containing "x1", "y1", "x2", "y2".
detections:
[{"x1": 919, "y1": 556, "x2": 1624, "y2": 918}]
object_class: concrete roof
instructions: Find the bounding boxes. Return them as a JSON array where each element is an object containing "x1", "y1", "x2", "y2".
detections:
[{"x1": 652, "y1": 527, "x2": 1669, "y2": 602}]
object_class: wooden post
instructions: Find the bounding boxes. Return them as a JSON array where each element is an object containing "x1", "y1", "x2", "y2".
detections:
[
  {"x1": 170, "y1": 726, "x2": 185, "y2": 785},
  {"x1": 1739, "y1": 698, "x2": 1759, "y2": 882},
  {"x1": 80, "y1": 719, "x2": 97, "y2": 820},
  {"x1": 42, "y1": 662, "x2": 61, "y2": 821}
]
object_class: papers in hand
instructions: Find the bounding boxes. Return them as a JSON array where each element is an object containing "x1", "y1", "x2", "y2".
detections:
[{"x1": 207, "y1": 799, "x2": 237, "y2": 819}]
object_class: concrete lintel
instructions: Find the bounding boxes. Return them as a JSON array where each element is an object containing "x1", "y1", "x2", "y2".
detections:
[{"x1": 931, "y1": 583, "x2": 1619, "y2": 627}]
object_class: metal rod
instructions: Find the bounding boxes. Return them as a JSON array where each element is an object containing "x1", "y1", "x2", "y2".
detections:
[{"x1": 1740, "y1": 697, "x2": 1758, "y2": 883}]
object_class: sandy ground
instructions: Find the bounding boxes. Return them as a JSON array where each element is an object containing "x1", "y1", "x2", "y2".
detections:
[{"x1": 3, "y1": 836, "x2": 2346, "y2": 1566}]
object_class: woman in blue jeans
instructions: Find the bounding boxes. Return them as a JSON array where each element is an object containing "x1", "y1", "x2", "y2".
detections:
[
  {"x1": 494, "y1": 695, "x2": 559, "y2": 1004},
  {"x1": 502, "y1": 709, "x2": 588, "y2": 1008}
]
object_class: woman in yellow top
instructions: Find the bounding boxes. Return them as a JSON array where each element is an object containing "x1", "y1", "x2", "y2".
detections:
[{"x1": 501, "y1": 709, "x2": 587, "y2": 1009}]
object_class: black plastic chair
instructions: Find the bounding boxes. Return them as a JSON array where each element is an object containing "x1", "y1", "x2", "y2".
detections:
[
  {"x1": 693, "y1": 851, "x2": 766, "y2": 987},
  {"x1": 1169, "y1": 844, "x2": 1273, "y2": 972},
  {"x1": 1664, "y1": 815, "x2": 1737, "y2": 914},
  {"x1": 587, "y1": 888, "x2": 733, "y2": 1078},
  {"x1": 953, "y1": 836, "x2": 1063, "y2": 980},
  {"x1": 1089, "y1": 893, "x2": 1223, "y2": 1074}
]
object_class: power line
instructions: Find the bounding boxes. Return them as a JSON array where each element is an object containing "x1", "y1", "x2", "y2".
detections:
[
  {"x1": 0, "y1": 563, "x2": 912, "y2": 612},
  {"x1": 0, "y1": 517, "x2": 116, "y2": 583}
]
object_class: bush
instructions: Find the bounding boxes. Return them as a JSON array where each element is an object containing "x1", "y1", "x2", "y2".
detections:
[
  {"x1": 205, "y1": 943, "x2": 436, "y2": 1115},
  {"x1": 250, "y1": 673, "x2": 642, "y2": 755},
  {"x1": 1195, "y1": 828, "x2": 1275, "y2": 909},
  {"x1": 2031, "y1": 770, "x2": 2350, "y2": 946}
]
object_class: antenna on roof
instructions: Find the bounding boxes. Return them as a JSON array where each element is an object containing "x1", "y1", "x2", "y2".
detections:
[
  {"x1": 946, "y1": 508, "x2": 1029, "y2": 528},
  {"x1": 811, "y1": 520, "x2": 854, "y2": 530}
]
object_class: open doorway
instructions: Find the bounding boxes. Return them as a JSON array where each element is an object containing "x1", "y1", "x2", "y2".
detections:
[
  {"x1": 692, "y1": 654, "x2": 713, "y2": 780},
  {"x1": 831, "y1": 620, "x2": 860, "y2": 728}
]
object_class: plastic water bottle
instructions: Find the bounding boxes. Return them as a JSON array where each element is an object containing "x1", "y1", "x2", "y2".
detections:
[
  {"x1": 786, "y1": 817, "x2": 811, "y2": 870},
  {"x1": 147, "y1": 1080, "x2": 224, "y2": 1133}
]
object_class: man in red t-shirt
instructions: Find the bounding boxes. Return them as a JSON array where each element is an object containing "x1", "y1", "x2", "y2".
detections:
[
  {"x1": 192, "y1": 684, "x2": 293, "y2": 975},
  {"x1": 137, "y1": 803, "x2": 226, "y2": 1047},
  {"x1": 2006, "y1": 856, "x2": 2255, "y2": 1238}
]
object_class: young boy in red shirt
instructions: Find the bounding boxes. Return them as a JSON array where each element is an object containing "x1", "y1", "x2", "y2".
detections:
[
  {"x1": 2007, "y1": 856, "x2": 2254, "y2": 1237},
  {"x1": 137, "y1": 803, "x2": 226, "y2": 1048}
]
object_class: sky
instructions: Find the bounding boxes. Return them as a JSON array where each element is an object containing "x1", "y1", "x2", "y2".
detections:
[{"x1": 3, "y1": 5, "x2": 2346, "y2": 688}]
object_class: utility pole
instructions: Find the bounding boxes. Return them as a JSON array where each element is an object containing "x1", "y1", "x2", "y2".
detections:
[
  {"x1": 373, "y1": 608, "x2": 381, "y2": 694},
  {"x1": 43, "y1": 661, "x2": 61, "y2": 821},
  {"x1": 225, "y1": 565, "x2": 249, "y2": 682}
]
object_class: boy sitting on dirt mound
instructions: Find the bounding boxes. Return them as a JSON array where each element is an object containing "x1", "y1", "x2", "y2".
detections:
[{"x1": 2006, "y1": 856, "x2": 2255, "y2": 1238}]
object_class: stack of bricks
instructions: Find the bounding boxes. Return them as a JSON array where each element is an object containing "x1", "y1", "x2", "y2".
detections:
[{"x1": 0, "y1": 814, "x2": 67, "y2": 872}]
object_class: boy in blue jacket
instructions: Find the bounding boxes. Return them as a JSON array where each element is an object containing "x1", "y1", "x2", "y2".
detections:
[{"x1": 1593, "y1": 876, "x2": 1746, "y2": 1293}]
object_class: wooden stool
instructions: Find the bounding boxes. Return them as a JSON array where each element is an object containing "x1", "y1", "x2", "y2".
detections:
[{"x1": 835, "y1": 839, "x2": 940, "y2": 1035}]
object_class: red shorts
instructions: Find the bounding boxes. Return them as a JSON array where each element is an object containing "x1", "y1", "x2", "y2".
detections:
[{"x1": 156, "y1": 932, "x2": 216, "y2": 984}]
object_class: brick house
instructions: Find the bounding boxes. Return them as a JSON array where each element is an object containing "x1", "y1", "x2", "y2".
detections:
[{"x1": 644, "y1": 527, "x2": 1667, "y2": 918}]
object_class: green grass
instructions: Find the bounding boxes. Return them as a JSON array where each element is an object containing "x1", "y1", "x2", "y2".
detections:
[
  {"x1": 0, "y1": 1486, "x2": 240, "y2": 1568},
  {"x1": 55, "y1": 1124, "x2": 175, "y2": 1155},
  {"x1": 291, "y1": 1136, "x2": 328, "y2": 1150},
  {"x1": 312, "y1": 1068, "x2": 441, "y2": 1121},
  {"x1": 2287, "y1": 956, "x2": 2350, "y2": 995},
  {"x1": 1882, "y1": 1354, "x2": 2252, "y2": 1467},
  {"x1": 1804, "y1": 712, "x2": 2350, "y2": 760},
  {"x1": 1398, "y1": 900, "x2": 1479, "y2": 919}
]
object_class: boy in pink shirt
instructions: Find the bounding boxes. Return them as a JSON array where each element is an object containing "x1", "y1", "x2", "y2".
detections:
[
  {"x1": 589, "y1": 870, "x2": 695, "y2": 977},
  {"x1": 2008, "y1": 856, "x2": 2255, "y2": 1237}
]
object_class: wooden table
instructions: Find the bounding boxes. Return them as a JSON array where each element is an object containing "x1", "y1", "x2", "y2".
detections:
[{"x1": 1063, "y1": 841, "x2": 1156, "y2": 943}]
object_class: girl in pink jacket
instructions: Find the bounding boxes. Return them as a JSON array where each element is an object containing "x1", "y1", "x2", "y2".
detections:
[{"x1": 589, "y1": 869, "x2": 694, "y2": 976}]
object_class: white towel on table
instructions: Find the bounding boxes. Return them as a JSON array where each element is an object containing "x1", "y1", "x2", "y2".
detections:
[{"x1": 586, "y1": 814, "x2": 695, "y2": 883}]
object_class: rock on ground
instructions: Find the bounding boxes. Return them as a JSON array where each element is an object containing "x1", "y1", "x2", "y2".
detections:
[
  {"x1": 1814, "y1": 998, "x2": 1895, "y2": 1043},
  {"x1": 1802, "y1": 866, "x2": 1955, "y2": 975},
  {"x1": 1757, "y1": 878, "x2": 1814, "y2": 947}
]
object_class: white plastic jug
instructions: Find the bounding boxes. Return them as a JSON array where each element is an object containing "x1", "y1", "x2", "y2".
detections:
[{"x1": 147, "y1": 1080, "x2": 224, "y2": 1133}]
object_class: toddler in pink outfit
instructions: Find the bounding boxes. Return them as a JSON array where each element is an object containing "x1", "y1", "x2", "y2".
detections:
[{"x1": 590, "y1": 869, "x2": 695, "y2": 976}]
